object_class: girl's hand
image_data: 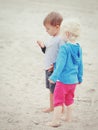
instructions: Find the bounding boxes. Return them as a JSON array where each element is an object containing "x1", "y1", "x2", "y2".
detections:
[{"x1": 77, "y1": 82, "x2": 81, "y2": 85}]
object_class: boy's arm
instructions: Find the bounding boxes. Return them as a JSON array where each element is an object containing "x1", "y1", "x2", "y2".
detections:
[{"x1": 37, "y1": 41, "x2": 46, "y2": 53}]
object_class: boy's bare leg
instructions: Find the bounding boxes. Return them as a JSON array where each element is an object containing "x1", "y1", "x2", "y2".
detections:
[{"x1": 42, "y1": 92, "x2": 54, "y2": 113}]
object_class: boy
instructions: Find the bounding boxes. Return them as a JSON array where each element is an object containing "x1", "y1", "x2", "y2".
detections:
[
  {"x1": 48, "y1": 19, "x2": 83, "y2": 127},
  {"x1": 37, "y1": 12, "x2": 63, "y2": 113}
]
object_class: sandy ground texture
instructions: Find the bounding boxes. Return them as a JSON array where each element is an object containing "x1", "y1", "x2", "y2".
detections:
[{"x1": 0, "y1": 0, "x2": 98, "y2": 130}]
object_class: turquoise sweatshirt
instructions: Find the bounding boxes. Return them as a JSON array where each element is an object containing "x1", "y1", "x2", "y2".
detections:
[{"x1": 49, "y1": 42, "x2": 83, "y2": 84}]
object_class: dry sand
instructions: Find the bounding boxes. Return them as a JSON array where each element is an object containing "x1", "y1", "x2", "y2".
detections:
[{"x1": 0, "y1": 0, "x2": 98, "y2": 130}]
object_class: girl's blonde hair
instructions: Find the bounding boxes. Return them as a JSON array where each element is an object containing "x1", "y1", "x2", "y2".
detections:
[{"x1": 61, "y1": 19, "x2": 81, "y2": 41}]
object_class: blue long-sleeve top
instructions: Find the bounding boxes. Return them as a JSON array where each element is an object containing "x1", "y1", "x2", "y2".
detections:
[{"x1": 49, "y1": 42, "x2": 83, "y2": 84}]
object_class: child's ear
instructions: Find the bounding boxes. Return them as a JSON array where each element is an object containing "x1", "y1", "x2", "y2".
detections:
[
  {"x1": 56, "y1": 25, "x2": 60, "y2": 28},
  {"x1": 66, "y1": 32, "x2": 70, "y2": 37}
]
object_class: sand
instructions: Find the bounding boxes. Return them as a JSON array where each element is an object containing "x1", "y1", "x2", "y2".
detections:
[{"x1": 0, "y1": 0, "x2": 98, "y2": 130}]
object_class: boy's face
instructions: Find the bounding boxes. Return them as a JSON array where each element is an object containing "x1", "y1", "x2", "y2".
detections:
[{"x1": 45, "y1": 24, "x2": 60, "y2": 36}]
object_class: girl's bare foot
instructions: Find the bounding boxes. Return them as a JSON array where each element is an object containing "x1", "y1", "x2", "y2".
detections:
[
  {"x1": 46, "y1": 121, "x2": 61, "y2": 127},
  {"x1": 61, "y1": 116, "x2": 72, "y2": 122},
  {"x1": 65, "y1": 118, "x2": 72, "y2": 122}
]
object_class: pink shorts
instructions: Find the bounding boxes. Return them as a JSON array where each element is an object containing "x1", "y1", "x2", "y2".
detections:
[{"x1": 53, "y1": 81, "x2": 76, "y2": 107}]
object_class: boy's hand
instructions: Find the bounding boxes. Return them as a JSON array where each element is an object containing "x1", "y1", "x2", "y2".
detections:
[
  {"x1": 48, "y1": 79, "x2": 55, "y2": 84},
  {"x1": 37, "y1": 41, "x2": 45, "y2": 48},
  {"x1": 48, "y1": 64, "x2": 54, "y2": 72}
]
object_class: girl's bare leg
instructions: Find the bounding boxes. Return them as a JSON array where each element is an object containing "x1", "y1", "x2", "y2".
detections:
[
  {"x1": 65, "y1": 105, "x2": 73, "y2": 122},
  {"x1": 46, "y1": 106, "x2": 62, "y2": 127}
]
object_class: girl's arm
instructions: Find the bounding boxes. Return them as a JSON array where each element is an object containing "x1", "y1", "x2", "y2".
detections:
[
  {"x1": 78, "y1": 48, "x2": 83, "y2": 83},
  {"x1": 49, "y1": 45, "x2": 67, "y2": 83}
]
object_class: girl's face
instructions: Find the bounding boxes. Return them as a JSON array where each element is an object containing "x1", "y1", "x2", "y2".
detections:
[{"x1": 45, "y1": 24, "x2": 60, "y2": 36}]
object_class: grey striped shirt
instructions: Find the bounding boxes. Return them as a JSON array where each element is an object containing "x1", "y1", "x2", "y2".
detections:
[{"x1": 44, "y1": 35, "x2": 64, "y2": 70}]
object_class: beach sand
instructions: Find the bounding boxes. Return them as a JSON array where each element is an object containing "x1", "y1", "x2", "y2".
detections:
[{"x1": 0, "y1": 0, "x2": 98, "y2": 130}]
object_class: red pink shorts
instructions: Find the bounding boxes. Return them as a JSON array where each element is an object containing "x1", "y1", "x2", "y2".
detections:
[{"x1": 53, "y1": 81, "x2": 76, "y2": 107}]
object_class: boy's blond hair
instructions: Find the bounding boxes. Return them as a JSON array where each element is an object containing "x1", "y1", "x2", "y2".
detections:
[
  {"x1": 61, "y1": 19, "x2": 81, "y2": 41},
  {"x1": 43, "y1": 12, "x2": 63, "y2": 26}
]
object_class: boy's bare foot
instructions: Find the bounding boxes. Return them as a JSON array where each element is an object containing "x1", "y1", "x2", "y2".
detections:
[
  {"x1": 42, "y1": 108, "x2": 54, "y2": 113},
  {"x1": 46, "y1": 121, "x2": 61, "y2": 127}
]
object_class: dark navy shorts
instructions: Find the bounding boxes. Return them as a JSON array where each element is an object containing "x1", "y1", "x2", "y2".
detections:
[{"x1": 45, "y1": 70, "x2": 56, "y2": 93}]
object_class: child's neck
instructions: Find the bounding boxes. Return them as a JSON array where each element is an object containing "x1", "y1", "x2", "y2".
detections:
[
  {"x1": 67, "y1": 40, "x2": 76, "y2": 44},
  {"x1": 53, "y1": 31, "x2": 60, "y2": 37}
]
